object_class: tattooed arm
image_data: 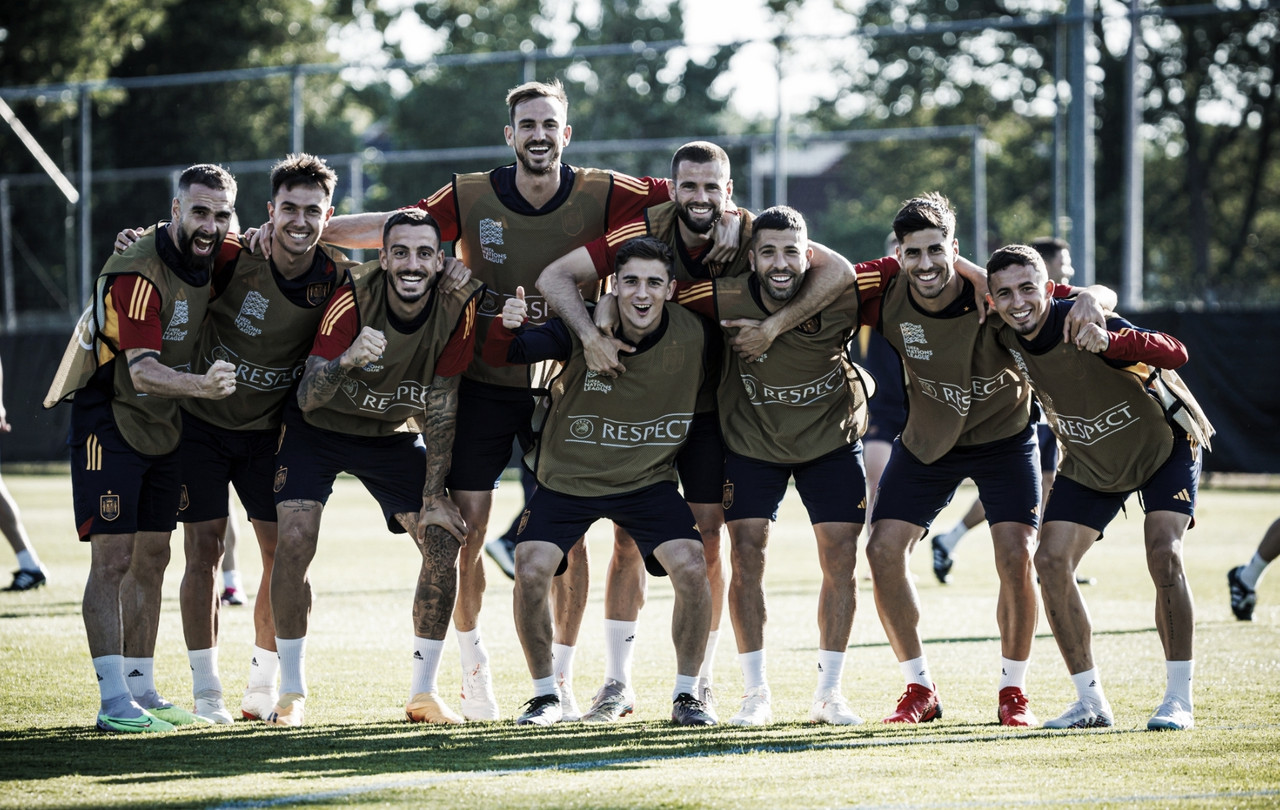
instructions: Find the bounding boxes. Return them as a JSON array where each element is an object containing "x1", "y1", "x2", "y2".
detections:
[
  {"x1": 296, "y1": 326, "x2": 386, "y2": 412},
  {"x1": 417, "y1": 372, "x2": 467, "y2": 543}
]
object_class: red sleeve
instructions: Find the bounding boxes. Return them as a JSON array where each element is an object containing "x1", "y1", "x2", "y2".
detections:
[
  {"x1": 1051, "y1": 283, "x2": 1074, "y2": 299},
  {"x1": 481, "y1": 318, "x2": 521, "y2": 368},
  {"x1": 435, "y1": 296, "x2": 479, "y2": 377},
  {"x1": 606, "y1": 174, "x2": 670, "y2": 229},
  {"x1": 854, "y1": 256, "x2": 899, "y2": 327},
  {"x1": 414, "y1": 182, "x2": 460, "y2": 242},
  {"x1": 674, "y1": 279, "x2": 716, "y2": 319},
  {"x1": 309, "y1": 285, "x2": 359, "y2": 361},
  {"x1": 1102, "y1": 326, "x2": 1189, "y2": 369},
  {"x1": 588, "y1": 217, "x2": 652, "y2": 279},
  {"x1": 109, "y1": 274, "x2": 164, "y2": 351}
]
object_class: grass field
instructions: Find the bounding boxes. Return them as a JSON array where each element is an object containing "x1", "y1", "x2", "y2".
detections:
[{"x1": 1, "y1": 471, "x2": 1278, "y2": 809}]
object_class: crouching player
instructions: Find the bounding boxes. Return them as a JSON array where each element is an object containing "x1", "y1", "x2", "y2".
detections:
[{"x1": 986, "y1": 244, "x2": 1213, "y2": 731}]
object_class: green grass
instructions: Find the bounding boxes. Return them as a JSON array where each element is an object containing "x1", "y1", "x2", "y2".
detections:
[{"x1": 1, "y1": 473, "x2": 1278, "y2": 808}]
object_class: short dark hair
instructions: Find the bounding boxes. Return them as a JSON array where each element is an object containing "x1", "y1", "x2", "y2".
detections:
[
  {"x1": 670, "y1": 141, "x2": 730, "y2": 180},
  {"x1": 505, "y1": 79, "x2": 568, "y2": 124},
  {"x1": 178, "y1": 164, "x2": 237, "y2": 197},
  {"x1": 987, "y1": 244, "x2": 1046, "y2": 278},
  {"x1": 382, "y1": 208, "x2": 442, "y2": 248},
  {"x1": 614, "y1": 235, "x2": 673, "y2": 279},
  {"x1": 893, "y1": 192, "x2": 955, "y2": 242},
  {"x1": 751, "y1": 205, "x2": 807, "y2": 247},
  {"x1": 1030, "y1": 236, "x2": 1069, "y2": 265},
  {"x1": 270, "y1": 153, "x2": 337, "y2": 200}
]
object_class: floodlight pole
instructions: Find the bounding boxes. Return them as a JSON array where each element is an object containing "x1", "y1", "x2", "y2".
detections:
[
  {"x1": 773, "y1": 37, "x2": 788, "y2": 207},
  {"x1": 78, "y1": 90, "x2": 92, "y2": 309},
  {"x1": 1122, "y1": 0, "x2": 1145, "y2": 311},
  {"x1": 1067, "y1": 0, "x2": 1096, "y2": 286},
  {"x1": 1, "y1": 180, "x2": 13, "y2": 331}
]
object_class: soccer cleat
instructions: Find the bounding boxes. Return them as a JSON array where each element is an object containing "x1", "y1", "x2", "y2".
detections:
[
  {"x1": 558, "y1": 679, "x2": 581, "y2": 722},
  {"x1": 194, "y1": 690, "x2": 235, "y2": 724},
  {"x1": 1147, "y1": 697, "x2": 1194, "y2": 731},
  {"x1": 266, "y1": 692, "x2": 306, "y2": 727},
  {"x1": 4, "y1": 568, "x2": 47, "y2": 591},
  {"x1": 581, "y1": 679, "x2": 635, "y2": 724},
  {"x1": 96, "y1": 709, "x2": 176, "y2": 734},
  {"x1": 241, "y1": 686, "x2": 279, "y2": 721},
  {"x1": 997, "y1": 686, "x2": 1037, "y2": 727},
  {"x1": 220, "y1": 587, "x2": 245, "y2": 606},
  {"x1": 810, "y1": 688, "x2": 864, "y2": 725},
  {"x1": 1043, "y1": 698, "x2": 1114, "y2": 729},
  {"x1": 460, "y1": 662, "x2": 500, "y2": 721},
  {"x1": 516, "y1": 693, "x2": 562, "y2": 726},
  {"x1": 406, "y1": 692, "x2": 465, "y2": 724},
  {"x1": 484, "y1": 537, "x2": 517, "y2": 580},
  {"x1": 671, "y1": 692, "x2": 717, "y2": 726},
  {"x1": 1228, "y1": 566, "x2": 1257, "y2": 621},
  {"x1": 696, "y1": 678, "x2": 718, "y2": 723},
  {"x1": 728, "y1": 686, "x2": 772, "y2": 727},
  {"x1": 140, "y1": 696, "x2": 207, "y2": 726},
  {"x1": 931, "y1": 537, "x2": 953, "y2": 584},
  {"x1": 884, "y1": 683, "x2": 943, "y2": 724}
]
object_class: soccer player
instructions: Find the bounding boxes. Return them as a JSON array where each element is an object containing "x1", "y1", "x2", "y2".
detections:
[
  {"x1": 536, "y1": 141, "x2": 854, "y2": 722},
  {"x1": 675, "y1": 206, "x2": 892, "y2": 726},
  {"x1": 986, "y1": 243, "x2": 1213, "y2": 731},
  {"x1": 486, "y1": 236, "x2": 716, "y2": 726},
  {"x1": 45, "y1": 164, "x2": 239, "y2": 732},
  {"x1": 1228, "y1": 518, "x2": 1279, "y2": 621},
  {"x1": 1, "y1": 358, "x2": 49, "y2": 591},
  {"x1": 266, "y1": 209, "x2": 482, "y2": 727},
  {"x1": 317, "y1": 80, "x2": 732, "y2": 720},
  {"x1": 865, "y1": 195, "x2": 1114, "y2": 727}
]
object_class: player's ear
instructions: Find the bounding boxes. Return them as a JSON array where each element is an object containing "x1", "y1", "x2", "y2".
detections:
[
  {"x1": 504, "y1": 125, "x2": 514, "y2": 147},
  {"x1": 561, "y1": 123, "x2": 572, "y2": 145}
]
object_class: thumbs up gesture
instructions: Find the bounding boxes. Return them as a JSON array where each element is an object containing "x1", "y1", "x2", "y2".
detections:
[{"x1": 501, "y1": 286, "x2": 529, "y2": 329}]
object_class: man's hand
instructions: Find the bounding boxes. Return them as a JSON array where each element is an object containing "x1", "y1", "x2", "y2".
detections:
[
  {"x1": 418, "y1": 493, "x2": 467, "y2": 544},
  {"x1": 248, "y1": 221, "x2": 274, "y2": 257},
  {"x1": 114, "y1": 228, "x2": 145, "y2": 254},
  {"x1": 706, "y1": 210, "x2": 743, "y2": 266},
  {"x1": 440, "y1": 257, "x2": 473, "y2": 293},
  {"x1": 1063, "y1": 290, "x2": 1107, "y2": 345},
  {"x1": 1073, "y1": 323, "x2": 1110, "y2": 354},
  {"x1": 342, "y1": 326, "x2": 387, "y2": 370},
  {"x1": 502, "y1": 286, "x2": 529, "y2": 329},
  {"x1": 582, "y1": 330, "x2": 632, "y2": 377},
  {"x1": 722, "y1": 317, "x2": 778, "y2": 363},
  {"x1": 200, "y1": 360, "x2": 238, "y2": 400}
]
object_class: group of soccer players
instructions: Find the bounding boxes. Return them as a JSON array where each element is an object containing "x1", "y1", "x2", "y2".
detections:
[{"x1": 46, "y1": 77, "x2": 1216, "y2": 734}]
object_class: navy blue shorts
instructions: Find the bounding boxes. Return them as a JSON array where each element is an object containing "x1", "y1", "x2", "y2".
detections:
[
  {"x1": 515, "y1": 481, "x2": 700, "y2": 577},
  {"x1": 444, "y1": 378, "x2": 535, "y2": 492},
  {"x1": 178, "y1": 410, "x2": 279, "y2": 524},
  {"x1": 722, "y1": 442, "x2": 867, "y2": 525},
  {"x1": 1037, "y1": 423, "x2": 1059, "y2": 474},
  {"x1": 677, "y1": 412, "x2": 725, "y2": 505},
  {"x1": 872, "y1": 425, "x2": 1041, "y2": 531},
  {"x1": 1043, "y1": 432, "x2": 1201, "y2": 534},
  {"x1": 273, "y1": 404, "x2": 425, "y2": 534},
  {"x1": 68, "y1": 401, "x2": 181, "y2": 539}
]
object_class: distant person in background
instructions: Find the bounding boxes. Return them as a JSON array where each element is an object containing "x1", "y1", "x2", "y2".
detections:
[
  {"x1": 1228, "y1": 518, "x2": 1279, "y2": 621},
  {"x1": 0, "y1": 357, "x2": 49, "y2": 592},
  {"x1": 220, "y1": 490, "x2": 246, "y2": 605}
]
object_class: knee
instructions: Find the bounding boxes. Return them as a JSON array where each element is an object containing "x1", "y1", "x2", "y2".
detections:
[
  {"x1": 864, "y1": 533, "x2": 901, "y2": 573},
  {"x1": 1146, "y1": 539, "x2": 1185, "y2": 583},
  {"x1": 1033, "y1": 544, "x2": 1073, "y2": 582}
]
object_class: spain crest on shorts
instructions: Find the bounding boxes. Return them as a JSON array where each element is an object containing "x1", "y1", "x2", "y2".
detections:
[
  {"x1": 100, "y1": 493, "x2": 120, "y2": 522},
  {"x1": 517, "y1": 509, "x2": 531, "y2": 536},
  {"x1": 721, "y1": 481, "x2": 734, "y2": 511},
  {"x1": 274, "y1": 467, "x2": 288, "y2": 493},
  {"x1": 179, "y1": 485, "x2": 190, "y2": 511}
]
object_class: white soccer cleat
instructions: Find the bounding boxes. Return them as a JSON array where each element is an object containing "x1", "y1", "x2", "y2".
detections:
[
  {"x1": 810, "y1": 688, "x2": 864, "y2": 725},
  {"x1": 696, "y1": 678, "x2": 718, "y2": 723},
  {"x1": 558, "y1": 678, "x2": 581, "y2": 722},
  {"x1": 406, "y1": 692, "x2": 465, "y2": 724},
  {"x1": 266, "y1": 692, "x2": 306, "y2": 728},
  {"x1": 241, "y1": 686, "x2": 279, "y2": 721},
  {"x1": 1043, "y1": 698, "x2": 1114, "y2": 729},
  {"x1": 460, "y1": 662, "x2": 500, "y2": 721},
  {"x1": 194, "y1": 690, "x2": 235, "y2": 724},
  {"x1": 1147, "y1": 697, "x2": 1194, "y2": 731},
  {"x1": 728, "y1": 686, "x2": 773, "y2": 727}
]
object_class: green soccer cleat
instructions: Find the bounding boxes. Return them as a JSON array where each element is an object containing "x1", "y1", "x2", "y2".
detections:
[{"x1": 96, "y1": 711, "x2": 176, "y2": 734}]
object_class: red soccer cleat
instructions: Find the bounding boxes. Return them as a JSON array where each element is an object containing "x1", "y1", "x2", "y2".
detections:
[
  {"x1": 883, "y1": 683, "x2": 943, "y2": 723},
  {"x1": 997, "y1": 686, "x2": 1038, "y2": 727}
]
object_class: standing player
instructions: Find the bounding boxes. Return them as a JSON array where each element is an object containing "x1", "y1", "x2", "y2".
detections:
[
  {"x1": 317, "y1": 80, "x2": 732, "y2": 719},
  {"x1": 44, "y1": 164, "x2": 239, "y2": 732},
  {"x1": 986, "y1": 243, "x2": 1212, "y2": 730},
  {"x1": 865, "y1": 194, "x2": 1113, "y2": 727},
  {"x1": 1, "y1": 357, "x2": 50, "y2": 591},
  {"x1": 267, "y1": 209, "x2": 483, "y2": 727},
  {"x1": 487, "y1": 237, "x2": 716, "y2": 726},
  {"x1": 1228, "y1": 518, "x2": 1280, "y2": 621}
]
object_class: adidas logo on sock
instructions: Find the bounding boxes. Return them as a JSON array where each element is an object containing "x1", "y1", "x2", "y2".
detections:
[
  {"x1": 97, "y1": 674, "x2": 103, "y2": 682},
  {"x1": 817, "y1": 663, "x2": 824, "y2": 671},
  {"x1": 1089, "y1": 680, "x2": 1097, "y2": 688},
  {"x1": 127, "y1": 669, "x2": 144, "y2": 678},
  {"x1": 1002, "y1": 667, "x2": 1008, "y2": 675},
  {"x1": 626, "y1": 635, "x2": 635, "y2": 642},
  {"x1": 413, "y1": 651, "x2": 424, "y2": 660},
  {"x1": 251, "y1": 657, "x2": 259, "y2": 667},
  {"x1": 918, "y1": 671, "x2": 927, "y2": 679}
]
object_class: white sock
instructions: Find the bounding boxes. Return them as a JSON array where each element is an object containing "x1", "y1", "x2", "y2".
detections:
[
  {"x1": 900, "y1": 655, "x2": 932, "y2": 689},
  {"x1": 410, "y1": 637, "x2": 444, "y2": 698},
  {"x1": 276, "y1": 637, "x2": 308, "y2": 697},
  {"x1": 552, "y1": 643, "x2": 575, "y2": 689},
  {"x1": 532, "y1": 675, "x2": 557, "y2": 698},
  {"x1": 188, "y1": 647, "x2": 222, "y2": 695},
  {"x1": 93, "y1": 655, "x2": 130, "y2": 703},
  {"x1": 1071, "y1": 667, "x2": 1105, "y2": 705},
  {"x1": 673, "y1": 673, "x2": 698, "y2": 701},
  {"x1": 15, "y1": 549, "x2": 42, "y2": 571},
  {"x1": 816, "y1": 649, "x2": 845, "y2": 693},
  {"x1": 738, "y1": 649, "x2": 768, "y2": 693},
  {"x1": 456, "y1": 627, "x2": 489, "y2": 672},
  {"x1": 122, "y1": 657, "x2": 156, "y2": 699},
  {"x1": 698, "y1": 629, "x2": 720, "y2": 683},
  {"x1": 247, "y1": 645, "x2": 279, "y2": 691},
  {"x1": 223, "y1": 569, "x2": 243, "y2": 592},
  {"x1": 603, "y1": 619, "x2": 638, "y2": 686},
  {"x1": 999, "y1": 657, "x2": 1030, "y2": 690},
  {"x1": 1240, "y1": 553, "x2": 1269, "y2": 589},
  {"x1": 936, "y1": 522, "x2": 967, "y2": 553},
  {"x1": 1165, "y1": 659, "x2": 1194, "y2": 707}
]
